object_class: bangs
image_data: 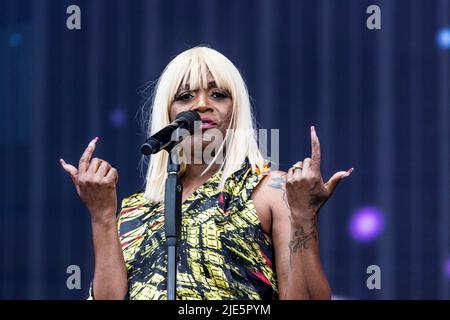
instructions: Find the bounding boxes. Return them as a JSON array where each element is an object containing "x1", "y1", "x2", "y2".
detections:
[{"x1": 172, "y1": 50, "x2": 234, "y2": 99}]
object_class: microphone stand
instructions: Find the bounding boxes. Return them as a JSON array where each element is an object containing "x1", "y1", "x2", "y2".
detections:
[
  {"x1": 140, "y1": 113, "x2": 200, "y2": 300},
  {"x1": 164, "y1": 145, "x2": 183, "y2": 300}
]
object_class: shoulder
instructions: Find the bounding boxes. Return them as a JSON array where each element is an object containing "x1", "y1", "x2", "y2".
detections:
[
  {"x1": 252, "y1": 169, "x2": 288, "y2": 236},
  {"x1": 265, "y1": 170, "x2": 287, "y2": 184},
  {"x1": 117, "y1": 191, "x2": 157, "y2": 243},
  {"x1": 255, "y1": 170, "x2": 287, "y2": 193},
  {"x1": 120, "y1": 191, "x2": 147, "y2": 208},
  {"x1": 122, "y1": 191, "x2": 145, "y2": 203},
  {"x1": 252, "y1": 170, "x2": 287, "y2": 210},
  {"x1": 253, "y1": 169, "x2": 290, "y2": 215},
  {"x1": 117, "y1": 191, "x2": 152, "y2": 223}
]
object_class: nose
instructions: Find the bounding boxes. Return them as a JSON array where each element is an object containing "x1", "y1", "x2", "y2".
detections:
[{"x1": 191, "y1": 92, "x2": 212, "y2": 113}]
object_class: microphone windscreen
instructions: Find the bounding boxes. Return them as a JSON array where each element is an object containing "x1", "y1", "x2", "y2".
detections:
[{"x1": 175, "y1": 111, "x2": 201, "y2": 133}]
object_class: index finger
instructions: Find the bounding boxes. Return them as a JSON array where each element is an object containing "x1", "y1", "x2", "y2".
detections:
[
  {"x1": 310, "y1": 126, "x2": 321, "y2": 171},
  {"x1": 78, "y1": 137, "x2": 99, "y2": 173}
]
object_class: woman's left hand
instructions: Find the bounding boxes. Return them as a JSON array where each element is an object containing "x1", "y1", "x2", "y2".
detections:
[{"x1": 285, "y1": 126, "x2": 353, "y2": 224}]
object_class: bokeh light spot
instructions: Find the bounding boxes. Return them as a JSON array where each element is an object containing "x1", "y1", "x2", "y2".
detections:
[
  {"x1": 110, "y1": 108, "x2": 127, "y2": 127},
  {"x1": 349, "y1": 206, "x2": 384, "y2": 243},
  {"x1": 437, "y1": 27, "x2": 450, "y2": 49}
]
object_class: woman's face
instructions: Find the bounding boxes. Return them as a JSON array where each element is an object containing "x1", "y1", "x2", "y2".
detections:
[{"x1": 169, "y1": 73, "x2": 233, "y2": 155}]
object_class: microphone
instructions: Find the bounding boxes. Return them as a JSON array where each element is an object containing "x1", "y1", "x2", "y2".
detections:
[{"x1": 140, "y1": 111, "x2": 201, "y2": 156}]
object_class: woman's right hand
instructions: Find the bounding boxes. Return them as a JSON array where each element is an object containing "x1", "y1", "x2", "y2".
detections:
[{"x1": 59, "y1": 137, "x2": 119, "y2": 223}]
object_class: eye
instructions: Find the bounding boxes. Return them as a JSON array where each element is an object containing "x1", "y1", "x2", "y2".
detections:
[
  {"x1": 174, "y1": 92, "x2": 194, "y2": 102},
  {"x1": 210, "y1": 89, "x2": 229, "y2": 100}
]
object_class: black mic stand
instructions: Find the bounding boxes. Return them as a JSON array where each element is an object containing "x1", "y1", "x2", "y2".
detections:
[
  {"x1": 164, "y1": 144, "x2": 183, "y2": 300},
  {"x1": 140, "y1": 113, "x2": 200, "y2": 300}
]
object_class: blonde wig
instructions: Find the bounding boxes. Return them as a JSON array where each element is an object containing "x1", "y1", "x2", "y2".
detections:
[{"x1": 143, "y1": 46, "x2": 265, "y2": 202}]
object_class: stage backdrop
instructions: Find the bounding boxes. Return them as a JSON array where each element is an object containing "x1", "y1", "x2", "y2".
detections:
[{"x1": 1, "y1": 0, "x2": 449, "y2": 299}]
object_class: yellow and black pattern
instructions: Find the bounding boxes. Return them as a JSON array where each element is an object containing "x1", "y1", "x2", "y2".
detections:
[{"x1": 105, "y1": 160, "x2": 277, "y2": 300}]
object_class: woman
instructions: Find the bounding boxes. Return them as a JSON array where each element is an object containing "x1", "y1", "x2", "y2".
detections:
[{"x1": 60, "y1": 46, "x2": 353, "y2": 300}]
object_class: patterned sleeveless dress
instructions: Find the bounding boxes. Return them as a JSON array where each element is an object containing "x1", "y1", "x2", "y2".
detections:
[{"x1": 91, "y1": 160, "x2": 278, "y2": 300}]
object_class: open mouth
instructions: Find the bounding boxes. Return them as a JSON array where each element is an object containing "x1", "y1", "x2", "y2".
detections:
[{"x1": 200, "y1": 119, "x2": 217, "y2": 129}]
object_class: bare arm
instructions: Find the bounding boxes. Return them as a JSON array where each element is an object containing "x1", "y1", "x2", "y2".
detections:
[
  {"x1": 258, "y1": 171, "x2": 330, "y2": 300},
  {"x1": 60, "y1": 138, "x2": 128, "y2": 299},
  {"x1": 90, "y1": 214, "x2": 128, "y2": 299},
  {"x1": 258, "y1": 126, "x2": 353, "y2": 299}
]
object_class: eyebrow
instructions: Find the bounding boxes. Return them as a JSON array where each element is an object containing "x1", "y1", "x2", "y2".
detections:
[{"x1": 178, "y1": 81, "x2": 218, "y2": 92}]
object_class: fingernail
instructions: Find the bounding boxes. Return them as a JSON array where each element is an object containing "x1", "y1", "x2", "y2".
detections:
[
  {"x1": 311, "y1": 125, "x2": 315, "y2": 132},
  {"x1": 348, "y1": 168, "x2": 354, "y2": 173}
]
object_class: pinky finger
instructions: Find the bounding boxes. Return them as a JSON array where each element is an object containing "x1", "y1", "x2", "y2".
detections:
[
  {"x1": 60, "y1": 159, "x2": 78, "y2": 176},
  {"x1": 105, "y1": 168, "x2": 119, "y2": 184}
]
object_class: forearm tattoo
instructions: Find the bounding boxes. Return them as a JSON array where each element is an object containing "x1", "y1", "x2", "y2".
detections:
[
  {"x1": 266, "y1": 175, "x2": 320, "y2": 266},
  {"x1": 288, "y1": 218, "x2": 318, "y2": 264}
]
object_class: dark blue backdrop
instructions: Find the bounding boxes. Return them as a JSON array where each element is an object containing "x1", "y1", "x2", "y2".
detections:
[{"x1": 1, "y1": 0, "x2": 449, "y2": 299}]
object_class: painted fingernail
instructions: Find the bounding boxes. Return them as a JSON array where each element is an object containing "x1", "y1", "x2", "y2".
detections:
[{"x1": 90, "y1": 137, "x2": 99, "y2": 144}]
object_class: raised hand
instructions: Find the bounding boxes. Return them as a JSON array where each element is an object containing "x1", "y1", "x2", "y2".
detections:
[
  {"x1": 60, "y1": 137, "x2": 119, "y2": 223},
  {"x1": 285, "y1": 126, "x2": 353, "y2": 223}
]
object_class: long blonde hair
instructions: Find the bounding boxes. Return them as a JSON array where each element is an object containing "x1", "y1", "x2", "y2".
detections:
[{"x1": 143, "y1": 46, "x2": 265, "y2": 202}]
